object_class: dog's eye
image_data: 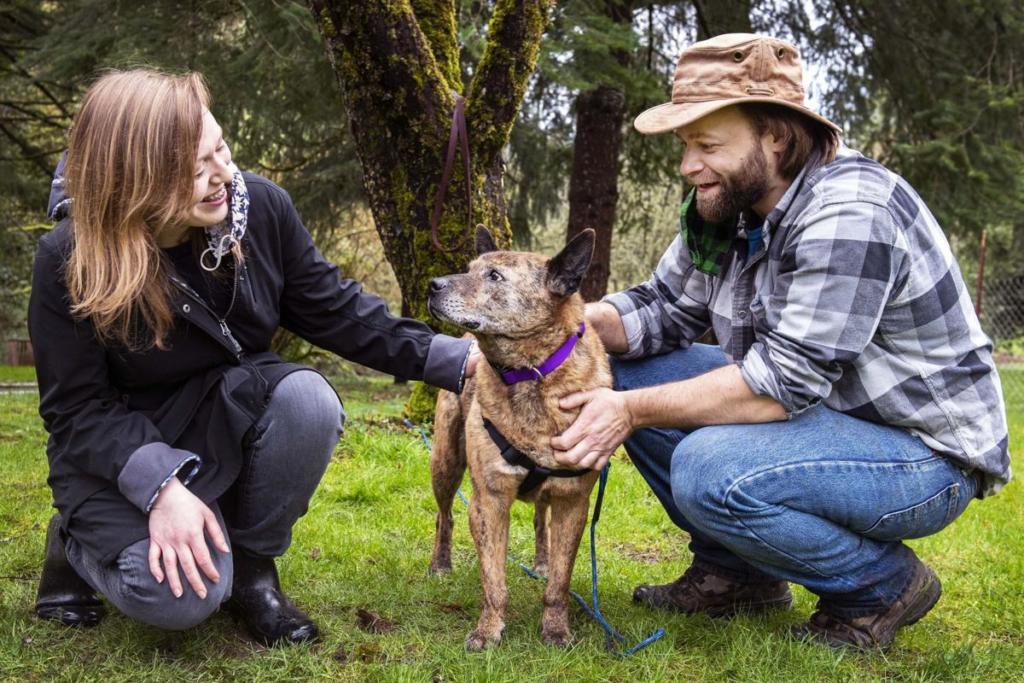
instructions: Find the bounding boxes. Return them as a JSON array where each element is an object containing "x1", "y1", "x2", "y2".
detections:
[{"x1": 486, "y1": 269, "x2": 504, "y2": 282}]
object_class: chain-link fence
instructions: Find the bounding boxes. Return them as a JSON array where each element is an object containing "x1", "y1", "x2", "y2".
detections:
[{"x1": 978, "y1": 274, "x2": 1024, "y2": 411}]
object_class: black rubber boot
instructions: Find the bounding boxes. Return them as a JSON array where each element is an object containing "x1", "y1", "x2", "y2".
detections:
[
  {"x1": 224, "y1": 552, "x2": 319, "y2": 646},
  {"x1": 35, "y1": 514, "x2": 105, "y2": 627}
]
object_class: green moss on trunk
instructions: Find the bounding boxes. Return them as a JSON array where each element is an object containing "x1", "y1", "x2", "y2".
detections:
[
  {"x1": 411, "y1": 0, "x2": 460, "y2": 90},
  {"x1": 404, "y1": 380, "x2": 440, "y2": 424}
]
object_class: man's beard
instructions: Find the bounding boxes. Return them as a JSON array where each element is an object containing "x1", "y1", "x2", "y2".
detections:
[{"x1": 694, "y1": 145, "x2": 769, "y2": 223}]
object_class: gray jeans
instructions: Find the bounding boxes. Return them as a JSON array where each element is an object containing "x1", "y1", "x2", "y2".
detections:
[{"x1": 65, "y1": 370, "x2": 344, "y2": 630}]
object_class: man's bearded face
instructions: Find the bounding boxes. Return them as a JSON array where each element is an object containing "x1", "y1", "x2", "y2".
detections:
[{"x1": 692, "y1": 142, "x2": 770, "y2": 223}]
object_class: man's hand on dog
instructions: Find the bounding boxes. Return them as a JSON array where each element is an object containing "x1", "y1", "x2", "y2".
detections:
[{"x1": 550, "y1": 388, "x2": 632, "y2": 470}]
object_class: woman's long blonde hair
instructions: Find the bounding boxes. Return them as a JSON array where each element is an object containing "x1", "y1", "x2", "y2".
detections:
[{"x1": 64, "y1": 69, "x2": 210, "y2": 349}]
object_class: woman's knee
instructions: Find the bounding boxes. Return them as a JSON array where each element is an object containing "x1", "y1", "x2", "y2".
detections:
[
  {"x1": 112, "y1": 542, "x2": 232, "y2": 630},
  {"x1": 267, "y1": 370, "x2": 345, "y2": 445}
]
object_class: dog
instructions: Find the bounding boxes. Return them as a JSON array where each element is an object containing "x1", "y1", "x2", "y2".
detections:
[{"x1": 426, "y1": 226, "x2": 611, "y2": 650}]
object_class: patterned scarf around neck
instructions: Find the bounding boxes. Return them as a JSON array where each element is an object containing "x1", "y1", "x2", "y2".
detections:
[{"x1": 47, "y1": 152, "x2": 250, "y2": 272}]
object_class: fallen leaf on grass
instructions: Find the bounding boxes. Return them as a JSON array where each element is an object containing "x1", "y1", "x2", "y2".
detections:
[
  {"x1": 356, "y1": 608, "x2": 397, "y2": 634},
  {"x1": 437, "y1": 603, "x2": 467, "y2": 614}
]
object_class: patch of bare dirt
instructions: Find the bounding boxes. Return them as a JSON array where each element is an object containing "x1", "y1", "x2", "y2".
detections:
[{"x1": 612, "y1": 540, "x2": 687, "y2": 564}]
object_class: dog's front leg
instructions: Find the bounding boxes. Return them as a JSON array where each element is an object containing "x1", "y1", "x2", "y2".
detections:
[
  {"x1": 533, "y1": 502, "x2": 550, "y2": 577},
  {"x1": 539, "y1": 493, "x2": 590, "y2": 647},
  {"x1": 429, "y1": 391, "x2": 466, "y2": 575},
  {"x1": 466, "y1": 488, "x2": 513, "y2": 651}
]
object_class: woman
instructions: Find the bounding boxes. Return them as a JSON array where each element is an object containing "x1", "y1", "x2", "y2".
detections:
[{"x1": 30, "y1": 69, "x2": 476, "y2": 645}]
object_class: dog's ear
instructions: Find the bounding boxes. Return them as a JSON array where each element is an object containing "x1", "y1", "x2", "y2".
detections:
[
  {"x1": 546, "y1": 229, "x2": 595, "y2": 297},
  {"x1": 475, "y1": 225, "x2": 499, "y2": 255}
]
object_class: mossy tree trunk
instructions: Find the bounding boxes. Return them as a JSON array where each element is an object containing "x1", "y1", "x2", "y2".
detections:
[{"x1": 308, "y1": 0, "x2": 552, "y2": 324}]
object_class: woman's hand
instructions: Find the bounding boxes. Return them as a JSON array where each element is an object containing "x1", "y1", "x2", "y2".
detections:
[
  {"x1": 464, "y1": 340, "x2": 482, "y2": 378},
  {"x1": 148, "y1": 478, "x2": 230, "y2": 599},
  {"x1": 550, "y1": 387, "x2": 634, "y2": 470}
]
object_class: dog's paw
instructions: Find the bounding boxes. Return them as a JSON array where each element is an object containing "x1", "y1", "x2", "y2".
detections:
[
  {"x1": 532, "y1": 562, "x2": 549, "y2": 578},
  {"x1": 465, "y1": 628, "x2": 502, "y2": 652},
  {"x1": 428, "y1": 561, "x2": 452, "y2": 576},
  {"x1": 540, "y1": 625, "x2": 573, "y2": 648}
]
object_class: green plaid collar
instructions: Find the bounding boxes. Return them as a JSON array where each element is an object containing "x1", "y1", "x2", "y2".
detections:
[{"x1": 679, "y1": 188, "x2": 738, "y2": 276}]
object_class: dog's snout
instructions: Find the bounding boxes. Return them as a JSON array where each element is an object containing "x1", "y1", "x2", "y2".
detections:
[{"x1": 430, "y1": 277, "x2": 448, "y2": 293}]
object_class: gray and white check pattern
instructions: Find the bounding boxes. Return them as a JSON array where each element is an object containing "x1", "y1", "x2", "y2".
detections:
[{"x1": 605, "y1": 147, "x2": 1011, "y2": 496}]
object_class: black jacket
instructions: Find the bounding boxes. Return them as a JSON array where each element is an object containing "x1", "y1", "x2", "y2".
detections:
[{"x1": 29, "y1": 173, "x2": 469, "y2": 563}]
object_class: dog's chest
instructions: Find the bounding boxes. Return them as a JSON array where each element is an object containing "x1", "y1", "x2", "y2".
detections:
[{"x1": 476, "y1": 390, "x2": 571, "y2": 467}]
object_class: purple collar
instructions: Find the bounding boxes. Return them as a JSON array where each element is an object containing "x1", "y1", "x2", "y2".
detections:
[{"x1": 498, "y1": 322, "x2": 585, "y2": 385}]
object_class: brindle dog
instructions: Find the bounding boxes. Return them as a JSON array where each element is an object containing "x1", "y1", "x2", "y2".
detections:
[{"x1": 427, "y1": 226, "x2": 611, "y2": 651}]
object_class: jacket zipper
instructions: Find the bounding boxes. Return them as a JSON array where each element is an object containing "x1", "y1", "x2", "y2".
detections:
[
  {"x1": 170, "y1": 276, "x2": 244, "y2": 359},
  {"x1": 170, "y1": 274, "x2": 272, "y2": 403}
]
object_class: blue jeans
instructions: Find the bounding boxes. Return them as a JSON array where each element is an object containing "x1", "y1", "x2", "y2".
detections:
[
  {"x1": 614, "y1": 344, "x2": 978, "y2": 617},
  {"x1": 66, "y1": 369, "x2": 344, "y2": 630}
]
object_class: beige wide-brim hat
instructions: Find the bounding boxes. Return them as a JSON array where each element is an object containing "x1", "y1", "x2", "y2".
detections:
[{"x1": 635, "y1": 33, "x2": 841, "y2": 135}]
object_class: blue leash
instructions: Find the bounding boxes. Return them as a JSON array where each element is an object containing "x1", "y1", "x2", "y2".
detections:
[{"x1": 405, "y1": 419, "x2": 666, "y2": 655}]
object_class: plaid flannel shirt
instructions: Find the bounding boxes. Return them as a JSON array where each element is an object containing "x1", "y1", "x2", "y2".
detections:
[{"x1": 606, "y1": 147, "x2": 1011, "y2": 496}]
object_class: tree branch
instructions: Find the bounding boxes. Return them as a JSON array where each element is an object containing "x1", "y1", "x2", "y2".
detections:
[
  {"x1": 0, "y1": 122, "x2": 53, "y2": 178},
  {"x1": 410, "y1": 0, "x2": 460, "y2": 90},
  {"x1": 466, "y1": 0, "x2": 552, "y2": 174},
  {"x1": 0, "y1": 46, "x2": 73, "y2": 120},
  {"x1": 309, "y1": 0, "x2": 452, "y2": 153}
]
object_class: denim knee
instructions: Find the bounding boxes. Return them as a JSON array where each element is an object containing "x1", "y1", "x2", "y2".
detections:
[
  {"x1": 259, "y1": 370, "x2": 344, "y2": 478},
  {"x1": 610, "y1": 357, "x2": 631, "y2": 391},
  {"x1": 269, "y1": 370, "x2": 345, "y2": 445},
  {"x1": 112, "y1": 539, "x2": 232, "y2": 630},
  {"x1": 670, "y1": 427, "x2": 735, "y2": 526}
]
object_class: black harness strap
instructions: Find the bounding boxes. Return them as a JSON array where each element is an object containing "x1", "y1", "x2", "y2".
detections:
[{"x1": 482, "y1": 417, "x2": 588, "y2": 495}]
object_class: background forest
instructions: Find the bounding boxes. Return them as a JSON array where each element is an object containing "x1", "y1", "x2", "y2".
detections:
[
  {"x1": 2, "y1": 4, "x2": 1024, "y2": 680},
  {"x1": 1, "y1": 0, "x2": 1022, "y2": 370}
]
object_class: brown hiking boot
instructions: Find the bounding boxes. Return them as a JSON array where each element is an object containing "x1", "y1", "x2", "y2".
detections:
[
  {"x1": 792, "y1": 555, "x2": 941, "y2": 650},
  {"x1": 632, "y1": 564, "x2": 792, "y2": 617}
]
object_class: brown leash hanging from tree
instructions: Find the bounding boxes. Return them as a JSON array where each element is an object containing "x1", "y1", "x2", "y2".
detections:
[{"x1": 429, "y1": 93, "x2": 474, "y2": 253}]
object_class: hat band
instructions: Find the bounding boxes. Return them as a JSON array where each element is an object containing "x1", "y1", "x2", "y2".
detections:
[{"x1": 672, "y1": 82, "x2": 804, "y2": 106}]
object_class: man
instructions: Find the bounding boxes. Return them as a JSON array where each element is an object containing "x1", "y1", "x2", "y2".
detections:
[{"x1": 551, "y1": 33, "x2": 1010, "y2": 650}]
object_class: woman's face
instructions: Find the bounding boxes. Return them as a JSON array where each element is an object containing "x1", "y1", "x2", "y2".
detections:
[{"x1": 188, "y1": 109, "x2": 233, "y2": 228}]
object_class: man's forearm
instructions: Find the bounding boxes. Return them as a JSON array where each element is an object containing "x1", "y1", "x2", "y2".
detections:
[
  {"x1": 625, "y1": 363, "x2": 786, "y2": 430},
  {"x1": 584, "y1": 302, "x2": 628, "y2": 354}
]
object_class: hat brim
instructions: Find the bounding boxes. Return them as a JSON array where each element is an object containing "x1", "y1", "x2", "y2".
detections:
[{"x1": 634, "y1": 97, "x2": 841, "y2": 135}]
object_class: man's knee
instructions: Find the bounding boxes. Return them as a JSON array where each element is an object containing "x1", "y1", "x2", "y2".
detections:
[
  {"x1": 610, "y1": 356, "x2": 636, "y2": 391},
  {"x1": 670, "y1": 427, "x2": 742, "y2": 524},
  {"x1": 611, "y1": 344, "x2": 729, "y2": 391}
]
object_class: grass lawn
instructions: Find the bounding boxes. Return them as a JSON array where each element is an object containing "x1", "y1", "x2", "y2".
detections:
[
  {"x1": 1, "y1": 373, "x2": 1021, "y2": 682},
  {"x1": 0, "y1": 365, "x2": 37, "y2": 383}
]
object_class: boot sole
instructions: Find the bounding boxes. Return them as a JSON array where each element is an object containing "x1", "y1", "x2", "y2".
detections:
[
  {"x1": 793, "y1": 564, "x2": 943, "y2": 651},
  {"x1": 635, "y1": 589, "x2": 793, "y2": 618},
  {"x1": 706, "y1": 593, "x2": 794, "y2": 618},
  {"x1": 36, "y1": 604, "x2": 104, "y2": 627}
]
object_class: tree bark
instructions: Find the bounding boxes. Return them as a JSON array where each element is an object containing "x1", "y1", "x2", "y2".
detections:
[
  {"x1": 566, "y1": 85, "x2": 627, "y2": 301},
  {"x1": 308, "y1": 0, "x2": 550, "y2": 323},
  {"x1": 564, "y1": 0, "x2": 633, "y2": 302},
  {"x1": 692, "y1": 0, "x2": 753, "y2": 38}
]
